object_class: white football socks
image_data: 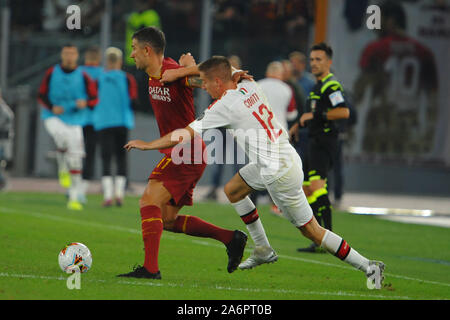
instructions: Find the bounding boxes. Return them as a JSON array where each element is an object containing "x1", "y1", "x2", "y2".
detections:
[
  {"x1": 102, "y1": 176, "x2": 113, "y2": 201},
  {"x1": 321, "y1": 229, "x2": 369, "y2": 273},
  {"x1": 232, "y1": 196, "x2": 271, "y2": 248},
  {"x1": 69, "y1": 173, "x2": 82, "y2": 202},
  {"x1": 115, "y1": 176, "x2": 126, "y2": 200},
  {"x1": 56, "y1": 150, "x2": 68, "y2": 173}
]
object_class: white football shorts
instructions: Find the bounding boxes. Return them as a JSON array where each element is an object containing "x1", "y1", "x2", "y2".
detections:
[
  {"x1": 239, "y1": 154, "x2": 313, "y2": 227},
  {"x1": 44, "y1": 117, "x2": 85, "y2": 157}
]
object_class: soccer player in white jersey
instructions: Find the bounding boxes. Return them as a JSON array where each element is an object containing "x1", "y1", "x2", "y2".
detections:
[{"x1": 124, "y1": 56, "x2": 385, "y2": 289}]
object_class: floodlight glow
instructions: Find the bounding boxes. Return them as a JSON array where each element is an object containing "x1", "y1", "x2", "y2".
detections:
[{"x1": 347, "y1": 206, "x2": 434, "y2": 217}]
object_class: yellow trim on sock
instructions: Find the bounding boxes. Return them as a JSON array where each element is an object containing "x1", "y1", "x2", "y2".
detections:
[
  {"x1": 183, "y1": 215, "x2": 190, "y2": 233},
  {"x1": 142, "y1": 217, "x2": 163, "y2": 224}
]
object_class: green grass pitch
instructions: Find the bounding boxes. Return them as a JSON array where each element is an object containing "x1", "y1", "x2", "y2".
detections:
[{"x1": 0, "y1": 191, "x2": 449, "y2": 300}]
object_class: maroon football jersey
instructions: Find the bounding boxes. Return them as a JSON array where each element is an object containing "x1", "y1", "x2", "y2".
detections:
[
  {"x1": 359, "y1": 34, "x2": 437, "y2": 90},
  {"x1": 148, "y1": 57, "x2": 196, "y2": 155}
]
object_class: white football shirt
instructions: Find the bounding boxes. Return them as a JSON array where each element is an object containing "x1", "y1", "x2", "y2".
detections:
[{"x1": 189, "y1": 80, "x2": 299, "y2": 183}]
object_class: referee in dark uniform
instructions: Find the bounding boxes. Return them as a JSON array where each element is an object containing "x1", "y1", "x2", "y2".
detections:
[{"x1": 289, "y1": 43, "x2": 349, "y2": 253}]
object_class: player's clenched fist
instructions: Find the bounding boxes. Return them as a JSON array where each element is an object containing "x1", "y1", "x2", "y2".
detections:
[
  {"x1": 178, "y1": 52, "x2": 196, "y2": 67},
  {"x1": 124, "y1": 139, "x2": 150, "y2": 151}
]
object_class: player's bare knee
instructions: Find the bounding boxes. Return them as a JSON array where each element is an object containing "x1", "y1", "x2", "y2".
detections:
[
  {"x1": 140, "y1": 181, "x2": 171, "y2": 208},
  {"x1": 139, "y1": 194, "x2": 164, "y2": 209}
]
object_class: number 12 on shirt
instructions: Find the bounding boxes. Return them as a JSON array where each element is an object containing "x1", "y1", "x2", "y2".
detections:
[{"x1": 252, "y1": 104, "x2": 282, "y2": 142}]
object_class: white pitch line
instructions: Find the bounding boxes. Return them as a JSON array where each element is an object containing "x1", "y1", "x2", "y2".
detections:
[
  {"x1": 0, "y1": 272, "x2": 413, "y2": 300},
  {"x1": 0, "y1": 206, "x2": 141, "y2": 235},
  {"x1": 2, "y1": 206, "x2": 450, "y2": 289}
]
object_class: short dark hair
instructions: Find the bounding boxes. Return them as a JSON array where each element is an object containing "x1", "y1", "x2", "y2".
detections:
[
  {"x1": 132, "y1": 27, "x2": 165, "y2": 55},
  {"x1": 62, "y1": 43, "x2": 77, "y2": 49},
  {"x1": 84, "y1": 46, "x2": 101, "y2": 61},
  {"x1": 289, "y1": 51, "x2": 307, "y2": 63},
  {"x1": 310, "y1": 42, "x2": 333, "y2": 59},
  {"x1": 198, "y1": 56, "x2": 232, "y2": 81}
]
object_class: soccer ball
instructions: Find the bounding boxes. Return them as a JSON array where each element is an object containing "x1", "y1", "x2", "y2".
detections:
[{"x1": 58, "y1": 242, "x2": 92, "y2": 273}]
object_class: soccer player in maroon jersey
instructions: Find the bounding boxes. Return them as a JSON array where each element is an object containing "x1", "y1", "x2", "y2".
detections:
[{"x1": 117, "y1": 27, "x2": 247, "y2": 279}]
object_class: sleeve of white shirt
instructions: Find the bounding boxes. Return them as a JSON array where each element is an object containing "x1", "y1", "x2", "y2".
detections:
[{"x1": 189, "y1": 100, "x2": 232, "y2": 134}]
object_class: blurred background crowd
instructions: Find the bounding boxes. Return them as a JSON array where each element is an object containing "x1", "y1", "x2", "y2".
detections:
[{"x1": 7, "y1": 0, "x2": 314, "y2": 89}]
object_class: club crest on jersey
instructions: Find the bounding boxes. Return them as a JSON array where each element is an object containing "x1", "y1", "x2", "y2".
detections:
[{"x1": 149, "y1": 86, "x2": 172, "y2": 102}]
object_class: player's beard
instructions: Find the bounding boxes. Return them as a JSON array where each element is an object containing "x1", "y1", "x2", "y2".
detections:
[
  {"x1": 135, "y1": 62, "x2": 144, "y2": 70},
  {"x1": 134, "y1": 59, "x2": 146, "y2": 71}
]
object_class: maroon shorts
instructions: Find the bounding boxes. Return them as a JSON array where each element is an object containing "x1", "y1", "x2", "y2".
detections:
[{"x1": 149, "y1": 154, "x2": 207, "y2": 207}]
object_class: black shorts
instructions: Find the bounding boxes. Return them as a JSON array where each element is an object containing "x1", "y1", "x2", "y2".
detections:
[{"x1": 306, "y1": 134, "x2": 338, "y2": 182}]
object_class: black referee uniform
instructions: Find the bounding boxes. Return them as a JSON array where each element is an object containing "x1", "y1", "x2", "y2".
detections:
[{"x1": 302, "y1": 72, "x2": 347, "y2": 231}]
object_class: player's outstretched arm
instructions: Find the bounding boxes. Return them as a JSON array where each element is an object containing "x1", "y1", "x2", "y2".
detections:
[
  {"x1": 185, "y1": 68, "x2": 254, "y2": 88},
  {"x1": 161, "y1": 52, "x2": 201, "y2": 86},
  {"x1": 124, "y1": 126, "x2": 196, "y2": 151},
  {"x1": 160, "y1": 65, "x2": 200, "y2": 84}
]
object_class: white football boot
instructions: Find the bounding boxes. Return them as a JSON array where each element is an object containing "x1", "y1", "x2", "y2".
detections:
[
  {"x1": 238, "y1": 246, "x2": 278, "y2": 270},
  {"x1": 366, "y1": 260, "x2": 385, "y2": 290}
]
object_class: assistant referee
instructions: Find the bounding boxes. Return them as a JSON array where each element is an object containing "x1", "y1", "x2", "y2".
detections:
[{"x1": 289, "y1": 42, "x2": 349, "y2": 253}]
